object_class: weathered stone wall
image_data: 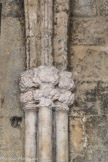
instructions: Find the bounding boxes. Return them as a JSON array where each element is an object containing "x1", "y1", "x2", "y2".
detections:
[
  {"x1": 69, "y1": 0, "x2": 108, "y2": 162},
  {"x1": 0, "y1": 0, "x2": 25, "y2": 161},
  {"x1": 0, "y1": 0, "x2": 108, "y2": 162}
]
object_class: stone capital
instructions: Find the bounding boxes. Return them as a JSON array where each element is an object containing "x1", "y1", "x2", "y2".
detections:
[{"x1": 19, "y1": 66, "x2": 74, "y2": 111}]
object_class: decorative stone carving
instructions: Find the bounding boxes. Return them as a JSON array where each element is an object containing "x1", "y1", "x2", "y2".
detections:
[
  {"x1": 19, "y1": 66, "x2": 74, "y2": 111},
  {"x1": 54, "y1": 0, "x2": 70, "y2": 71},
  {"x1": 24, "y1": 0, "x2": 40, "y2": 69},
  {"x1": 56, "y1": 71, "x2": 75, "y2": 111},
  {"x1": 40, "y1": 0, "x2": 53, "y2": 65}
]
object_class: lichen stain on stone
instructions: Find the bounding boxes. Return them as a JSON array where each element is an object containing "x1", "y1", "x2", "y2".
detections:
[
  {"x1": 10, "y1": 116, "x2": 22, "y2": 128},
  {"x1": 85, "y1": 81, "x2": 108, "y2": 115},
  {"x1": 71, "y1": 118, "x2": 86, "y2": 149},
  {"x1": 3, "y1": 0, "x2": 24, "y2": 18},
  {"x1": 0, "y1": 93, "x2": 4, "y2": 108}
]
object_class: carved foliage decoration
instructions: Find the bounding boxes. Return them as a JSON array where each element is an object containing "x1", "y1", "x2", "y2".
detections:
[{"x1": 19, "y1": 66, "x2": 75, "y2": 111}]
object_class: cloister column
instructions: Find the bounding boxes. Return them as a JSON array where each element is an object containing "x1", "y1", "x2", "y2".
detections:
[
  {"x1": 37, "y1": 66, "x2": 58, "y2": 162},
  {"x1": 55, "y1": 71, "x2": 74, "y2": 162},
  {"x1": 19, "y1": 70, "x2": 39, "y2": 162},
  {"x1": 24, "y1": 109, "x2": 37, "y2": 162},
  {"x1": 21, "y1": 0, "x2": 39, "y2": 161},
  {"x1": 53, "y1": 0, "x2": 74, "y2": 161},
  {"x1": 38, "y1": 0, "x2": 54, "y2": 161}
]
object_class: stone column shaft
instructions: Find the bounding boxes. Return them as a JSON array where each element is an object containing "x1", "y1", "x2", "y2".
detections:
[
  {"x1": 56, "y1": 111, "x2": 68, "y2": 162},
  {"x1": 38, "y1": 107, "x2": 52, "y2": 162},
  {"x1": 25, "y1": 110, "x2": 37, "y2": 162},
  {"x1": 53, "y1": 1, "x2": 72, "y2": 161},
  {"x1": 36, "y1": 66, "x2": 58, "y2": 162},
  {"x1": 56, "y1": 110, "x2": 69, "y2": 162},
  {"x1": 55, "y1": 71, "x2": 74, "y2": 162}
]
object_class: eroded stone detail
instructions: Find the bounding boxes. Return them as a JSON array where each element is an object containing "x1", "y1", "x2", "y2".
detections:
[
  {"x1": 24, "y1": 0, "x2": 39, "y2": 69},
  {"x1": 54, "y1": 0, "x2": 70, "y2": 70},
  {"x1": 19, "y1": 66, "x2": 74, "y2": 111},
  {"x1": 40, "y1": 0, "x2": 53, "y2": 66}
]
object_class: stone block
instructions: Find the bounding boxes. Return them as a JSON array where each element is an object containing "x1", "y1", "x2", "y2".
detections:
[
  {"x1": 0, "y1": 116, "x2": 24, "y2": 162},
  {"x1": 69, "y1": 47, "x2": 108, "y2": 81},
  {"x1": 69, "y1": 115, "x2": 108, "y2": 162},
  {"x1": 71, "y1": 0, "x2": 97, "y2": 17},
  {"x1": 70, "y1": 18, "x2": 108, "y2": 45},
  {"x1": 70, "y1": 81, "x2": 108, "y2": 116},
  {"x1": 0, "y1": 0, "x2": 24, "y2": 18},
  {"x1": 85, "y1": 115, "x2": 108, "y2": 149},
  {"x1": 99, "y1": 0, "x2": 108, "y2": 16},
  {"x1": 70, "y1": 150, "x2": 108, "y2": 162}
]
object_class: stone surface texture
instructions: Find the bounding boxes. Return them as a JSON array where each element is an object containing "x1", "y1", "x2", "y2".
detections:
[
  {"x1": 25, "y1": 110, "x2": 37, "y2": 162},
  {"x1": 54, "y1": 0, "x2": 70, "y2": 70},
  {"x1": 0, "y1": 0, "x2": 25, "y2": 161},
  {"x1": 56, "y1": 111, "x2": 69, "y2": 162},
  {"x1": 0, "y1": 0, "x2": 108, "y2": 162},
  {"x1": 24, "y1": 0, "x2": 53, "y2": 69},
  {"x1": 69, "y1": 0, "x2": 108, "y2": 162},
  {"x1": 24, "y1": 0, "x2": 40, "y2": 69},
  {"x1": 19, "y1": 66, "x2": 74, "y2": 111},
  {"x1": 40, "y1": 0, "x2": 53, "y2": 66}
]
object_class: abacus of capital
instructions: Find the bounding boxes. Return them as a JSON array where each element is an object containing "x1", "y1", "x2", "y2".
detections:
[{"x1": 19, "y1": 66, "x2": 74, "y2": 162}]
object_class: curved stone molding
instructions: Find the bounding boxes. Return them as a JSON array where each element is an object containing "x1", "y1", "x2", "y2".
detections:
[
  {"x1": 19, "y1": 65, "x2": 74, "y2": 111},
  {"x1": 24, "y1": 0, "x2": 40, "y2": 69},
  {"x1": 40, "y1": 0, "x2": 53, "y2": 65}
]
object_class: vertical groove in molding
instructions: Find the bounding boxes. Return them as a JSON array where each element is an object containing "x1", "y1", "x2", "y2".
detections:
[
  {"x1": 24, "y1": 0, "x2": 39, "y2": 69},
  {"x1": 54, "y1": 0, "x2": 70, "y2": 71},
  {"x1": 40, "y1": 0, "x2": 53, "y2": 65}
]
